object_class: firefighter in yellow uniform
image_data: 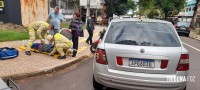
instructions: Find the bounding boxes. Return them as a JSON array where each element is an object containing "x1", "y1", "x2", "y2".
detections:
[
  {"x1": 46, "y1": 33, "x2": 73, "y2": 59},
  {"x1": 26, "y1": 21, "x2": 50, "y2": 55}
]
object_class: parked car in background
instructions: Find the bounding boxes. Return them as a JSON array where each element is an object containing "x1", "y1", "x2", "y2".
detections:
[
  {"x1": 174, "y1": 22, "x2": 191, "y2": 37},
  {"x1": 93, "y1": 18, "x2": 189, "y2": 90}
]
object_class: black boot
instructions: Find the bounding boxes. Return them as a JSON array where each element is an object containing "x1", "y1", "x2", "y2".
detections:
[
  {"x1": 72, "y1": 50, "x2": 77, "y2": 57},
  {"x1": 57, "y1": 55, "x2": 66, "y2": 59},
  {"x1": 25, "y1": 51, "x2": 31, "y2": 56},
  {"x1": 86, "y1": 41, "x2": 89, "y2": 44}
]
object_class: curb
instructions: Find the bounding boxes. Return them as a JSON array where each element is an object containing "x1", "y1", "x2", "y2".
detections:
[
  {"x1": 189, "y1": 31, "x2": 200, "y2": 41},
  {"x1": 189, "y1": 34, "x2": 200, "y2": 41},
  {"x1": 1, "y1": 53, "x2": 94, "y2": 80},
  {"x1": 189, "y1": 36, "x2": 200, "y2": 41}
]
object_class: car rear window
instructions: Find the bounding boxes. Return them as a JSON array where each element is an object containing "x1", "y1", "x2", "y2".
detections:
[
  {"x1": 105, "y1": 21, "x2": 181, "y2": 47},
  {"x1": 177, "y1": 22, "x2": 190, "y2": 27}
]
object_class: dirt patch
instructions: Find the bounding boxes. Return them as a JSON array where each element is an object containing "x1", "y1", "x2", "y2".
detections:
[{"x1": 0, "y1": 22, "x2": 28, "y2": 31}]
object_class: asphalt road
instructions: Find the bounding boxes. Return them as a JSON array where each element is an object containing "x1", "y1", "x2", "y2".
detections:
[{"x1": 15, "y1": 36, "x2": 200, "y2": 90}]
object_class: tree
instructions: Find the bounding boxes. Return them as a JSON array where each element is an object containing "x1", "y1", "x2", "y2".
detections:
[
  {"x1": 155, "y1": 0, "x2": 185, "y2": 20},
  {"x1": 191, "y1": 0, "x2": 200, "y2": 28},
  {"x1": 127, "y1": 0, "x2": 137, "y2": 11},
  {"x1": 138, "y1": 0, "x2": 185, "y2": 19},
  {"x1": 73, "y1": 0, "x2": 79, "y2": 10},
  {"x1": 104, "y1": 0, "x2": 136, "y2": 19},
  {"x1": 138, "y1": 0, "x2": 160, "y2": 18}
]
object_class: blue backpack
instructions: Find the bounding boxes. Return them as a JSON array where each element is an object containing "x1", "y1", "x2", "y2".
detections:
[{"x1": 0, "y1": 47, "x2": 19, "y2": 60}]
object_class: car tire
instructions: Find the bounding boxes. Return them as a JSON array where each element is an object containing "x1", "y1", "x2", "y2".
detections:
[
  {"x1": 185, "y1": 34, "x2": 189, "y2": 37},
  {"x1": 90, "y1": 44, "x2": 97, "y2": 53},
  {"x1": 93, "y1": 77, "x2": 104, "y2": 90}
]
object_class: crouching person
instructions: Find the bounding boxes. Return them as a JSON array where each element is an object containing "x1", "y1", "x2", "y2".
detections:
[
  {"x1": 26, "y1": 21, "x2": 50, "y2": 55},
  {"x1": 46, "y1": 33, "x2": 73, "y2": 59}
]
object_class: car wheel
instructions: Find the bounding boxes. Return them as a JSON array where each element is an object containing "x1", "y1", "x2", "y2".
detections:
[
  {"x1": 90, "y1": 44, "x2": 97, "y2": 53},
  {"x1": 93, "y1": 77, "x2": 104, "y2": 90},
  {"x1": 185, "y1": 34, "x2": 189, "y2": 37}
]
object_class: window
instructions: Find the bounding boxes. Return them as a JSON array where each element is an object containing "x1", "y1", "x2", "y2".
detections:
[
  {"x1": 189, "y1": 7, "x2": 191, "y2": 11},
  {"x1": 105, "y1": 22, "x2": 181, "y2": 47},
  {"x1": 0, "y1": 1, "x2": 4, "y2": 8}
]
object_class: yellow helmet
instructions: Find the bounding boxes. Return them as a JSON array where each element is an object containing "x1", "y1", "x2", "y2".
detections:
[
  {"x1": 44, "y1": 22, "x2": 49, "y2": 28},
  {"x1": 46, "y1": 35, "x2": 53, "y2": 41}
]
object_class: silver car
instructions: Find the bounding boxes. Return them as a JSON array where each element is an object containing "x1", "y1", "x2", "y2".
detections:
[{"x1": 93, "y1": 18, "x2": 189, "y2": 90}]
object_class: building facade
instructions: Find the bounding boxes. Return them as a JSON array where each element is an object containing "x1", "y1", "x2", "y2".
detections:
[
  {"x1": 0, "y1": 0, "x2": 48, "y2": 26},
  {"x1": 0, "y1": 0, "x2": 105, "y2": 26},
  {"x1": 186, "y1": 0, "x2": 196, "y2": 16},
  {"x1": 0, "y1": 0, "x2": 22, "y2": 25}
]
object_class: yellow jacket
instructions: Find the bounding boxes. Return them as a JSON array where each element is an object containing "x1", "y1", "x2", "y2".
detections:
[
  {"x1": 29, "y1": 21, "x2": 49, "y2": 32},
  {"x1": 54, "y1": 33, "x2": 73, "y2": 47},
  {"x1": 50, "y1": 33, "x2": 73, "y2": 55}
]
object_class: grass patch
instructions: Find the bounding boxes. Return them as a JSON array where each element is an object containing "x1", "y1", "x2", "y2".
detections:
[
  {"x1": 63, "y1": 23, "x2": 70, "y2": 28},
  {"x1": 0, "y1": 30, "x2": 29, "y2": 42}
]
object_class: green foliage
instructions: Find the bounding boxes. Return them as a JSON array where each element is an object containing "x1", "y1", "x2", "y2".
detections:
[
  {"x1": 138, "y1": 0, "x2": 185, "y2": 19},
  {"x1": 155, "y1": 0, "x2": 185, "y2": 19},
  {"x1": 73, "y1": 0, "x2": 79, "y2": 9},
  {"x1": 0, "y1": 30, "x2": 29, "y2": 42},
  {"x1": 63, "y1": 23, "x2": 70, "y2": 28},
  {"x1": 147, "y1": 10, "x2": 160, "y2": 19},
  {"x1": 138, "y1": 0, "x2": 158, "y2": 18},
  {"x1": 105, "y1": 0, "x2": 136, "y2": 19}
]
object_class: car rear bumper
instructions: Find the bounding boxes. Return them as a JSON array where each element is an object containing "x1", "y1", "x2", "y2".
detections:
[
  {"x1": 176, "y1": 30, "x2": 190, "y2": 34},
  {"x1": 93, "y1": 62, "x2": 187, "y2": 90}
]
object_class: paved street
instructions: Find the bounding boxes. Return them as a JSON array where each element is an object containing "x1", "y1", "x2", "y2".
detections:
[{"x1": 15, "y1": 36, "x2": 200, "y2": 90}]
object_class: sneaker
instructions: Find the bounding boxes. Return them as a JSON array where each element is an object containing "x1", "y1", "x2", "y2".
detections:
[
  {"x1": 72, "y1": 50, "x2": 77, "y2": 57},
  {"x1": 25, "y1": 51, "x2": 31, "y2": 55},
  {"x1": 57, "y1": 55, "x2": 66, "y2": 59},
  {"x1": 86, "y1": 41, "x2": 89, "y2": 44}
]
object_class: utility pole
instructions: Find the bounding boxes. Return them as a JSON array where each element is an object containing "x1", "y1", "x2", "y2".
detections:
[
  {"x1": 86, "y1": 0, "x2": 90, "y2": 25},
  {"x1": 67, "y1": 0, "x2": 68, "y2": 14},
  {"x1": 59, "y1": 0, "x2": 61, "y2": 8}
]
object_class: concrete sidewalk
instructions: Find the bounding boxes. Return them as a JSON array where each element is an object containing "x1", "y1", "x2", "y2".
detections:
[
  {"x1": 0, "y1": 26, "x2": 106, "y2": 79},
  {"x1": 190, "y1": 30, "x2": 200, "y2": 41}
]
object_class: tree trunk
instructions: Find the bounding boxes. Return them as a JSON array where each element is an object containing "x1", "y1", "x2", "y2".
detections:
[
  {"x1": 164, "y1": 12, "x2": 168, "y2": 20},
  {"x1": 191, "y1": 0, "x2": 200, "y2": 28}
]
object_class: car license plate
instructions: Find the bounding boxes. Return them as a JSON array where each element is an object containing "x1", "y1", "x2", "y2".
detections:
[
  {"x1": 129, "y1": 58, "x2": 155, "y2": 68},
  {"x1": 180, "y1": 27, "x2": 186, "y2": 30}
]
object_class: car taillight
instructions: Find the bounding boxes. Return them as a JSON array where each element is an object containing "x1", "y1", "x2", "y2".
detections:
[
  {"x1": 187, "y1": 27, "x2": 192, "y2": 30},
  {"x1": 174, "y1": 25, "x2": 177, "y2": 28},
  {"x1": 177, "y1": 54, "x2": 189, "y2": 71},
  {"x1": 116, "y1": 57, "x2": 123, "y2": 66},
  {"x1": 174, "y1": 25, "x2": 178, "y2": 29},
  {"x1": 160, "y1": 60, "x2": 168, "y2": 69},
  {"x1": 96, "y1": 49, "x2": 108, "y2": 65}
]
